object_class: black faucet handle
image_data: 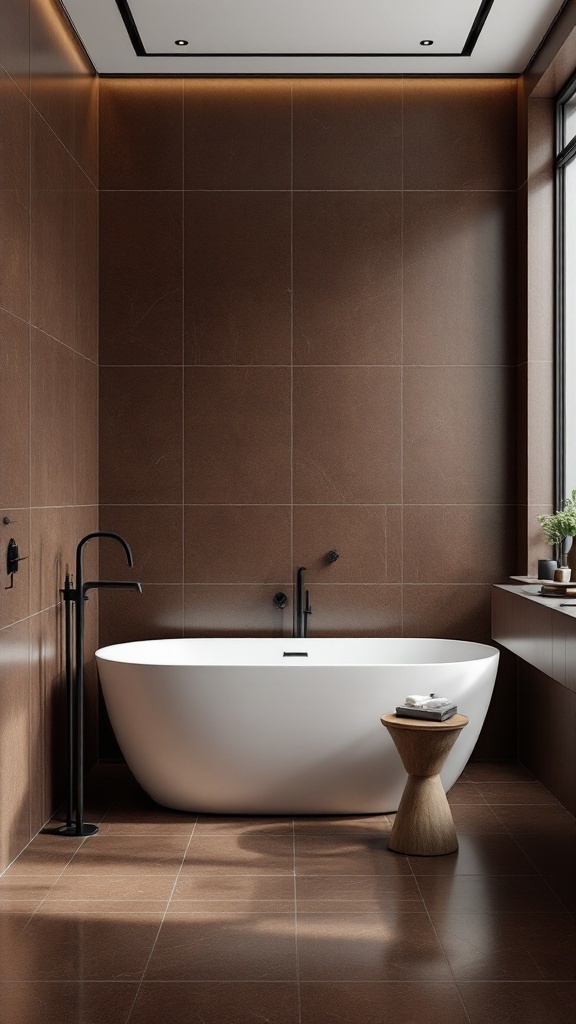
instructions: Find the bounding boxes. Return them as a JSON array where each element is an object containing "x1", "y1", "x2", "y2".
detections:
[{"x1": 305, "y1": 589, "x2": 312, "y2": 614}]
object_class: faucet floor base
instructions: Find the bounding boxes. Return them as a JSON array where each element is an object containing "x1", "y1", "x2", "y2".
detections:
[{"x1": 55, "y1": 822, "x2": 99, "y2": 837}]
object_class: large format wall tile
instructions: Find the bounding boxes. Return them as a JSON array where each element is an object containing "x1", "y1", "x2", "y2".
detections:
[
  {"x1": 403, "y1": 585, "x2": 493, "y2": 643},
  {"x1": 293, "y1": 79, "x2": 402, "y2": 190},
  {"x1": 403, "y1": 505, "x2": 515, "y2": 585},
  {"x1": 30, "y1": 328, "x2": 75, "y2": 508},
  {"x1": 184, "y1": 80, "x2": 291, "y2": 190},
  {"x1": 74, "y1": 168, "x2": 98, "y2": 362},
  {"x1": 403, "y1": 191, "x2": 517, "y2": 366},
  {"x1": 0, "y1": 619, "x2": 31, "y2": 870},
  {"x1": 74, "y1": 354, "x2": 98, "y2": 505},
  {"x1": 0, "y1": 0, "x2": 29, "y2": 87},
  {"x1": 304, "y1": 585, "x2": 402, "y2": 638},
  {"x1": 403, "y1": 366, "x2": 516, "y2": 505},
  {"x1": 184, "y1": 586, "x2": 292, "y2": 637},
  {"x1": 0, "y1": 310, "x2": 30, "y2": 510},
  {"x1": 99, "y1": 585, "x2": 184, "y2": 647},
  {"x1": 100, "y1": 191, "x2": 183, "y2": 366},
  {"x1": 30, "y1": 602, "x2": 66, "y2": 825},
  {"x1": 73, "y1": 73, "x2": 99, "y2": 187},
  {"x1": 185, "y1": 506, "x2": 292, "y2": 584},
  {"x1": 294, "y1": 367, "x2": 401, "y2": 504},
  {"x1": 100, "y1": 367, "x2": 183, "y2": 505},
  {"x1": 30, "y1": 112, "x2": 75, "y2": 346},
  {"x1": 293, "y1": 506, "x2": 401, "y2": 585},
  {"x1": 30, "y1": 505, "x2": 97, "y2": 616},
  {"x1": 100, "y1": 79, "x2": 183, "y2": 191},
  {"x1": 99, "y1": 506, "x2": 184, "y2": 585},
  {"x1": 403, "y1": 79, "x2": 517, "y2": 190},
  {"x1": 0, "y1": 507, "x2": 30, "y2": 629},
  {"x1": 29, "y1": 0, "x2": 83, "y2": 157},
  {"x1": 293, "y1": 192, "x2": 401, "y2": 366},
  {"x1": 0, "y1": 69, "x2": 30, "y2": 321},
  {"x1": 184, "y1": 367, "x2": 291, "y2": 504},
  {"x1": 184, "y1": 192, "x2": 291, "y2": 366}
]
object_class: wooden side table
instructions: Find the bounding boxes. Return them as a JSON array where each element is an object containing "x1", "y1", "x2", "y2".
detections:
[{"x1": 380, "y1": 713, "x2": 469, "y2": 856}]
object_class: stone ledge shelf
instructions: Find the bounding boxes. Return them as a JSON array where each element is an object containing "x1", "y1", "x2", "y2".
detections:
[{"x1": 492, "y1": 583, "x2": 576, "y2": 693}]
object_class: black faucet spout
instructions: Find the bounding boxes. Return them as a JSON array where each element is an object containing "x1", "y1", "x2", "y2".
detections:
[
  {"x1": 76, "y1": 530, "x2": 134, "y2": 572},
  {"x1": 82, "y1": 580, "x2": 143, "y2": 599}
]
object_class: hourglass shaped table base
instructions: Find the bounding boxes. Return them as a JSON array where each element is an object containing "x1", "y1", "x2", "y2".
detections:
[{"x1": 381, "y1": 713, "x2": 469, "y2": 856}]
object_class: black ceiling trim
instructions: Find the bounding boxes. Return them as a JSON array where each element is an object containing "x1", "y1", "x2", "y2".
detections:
[
  {"x1": 114, "y1": 0, "x2": 495, "y2": 59},
  {"x1": 461, "y1": 0, "x2": 496, "y2": 56},
  {"x1": 115, "y1": 0, "x2": 146, "y2": 55}
]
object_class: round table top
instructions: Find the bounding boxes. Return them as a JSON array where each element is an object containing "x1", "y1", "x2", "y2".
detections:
[{"x1": 381, "y1": 713, "x2": 469, "y2": 731}]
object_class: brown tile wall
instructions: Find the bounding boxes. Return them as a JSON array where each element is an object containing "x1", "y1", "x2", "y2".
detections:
[
  {"x1": 98, "y1": 77, "x2": 518, "y2": 759},
  {"x1": 0, "y1": 0, "x2": 98, "y2": 872}
]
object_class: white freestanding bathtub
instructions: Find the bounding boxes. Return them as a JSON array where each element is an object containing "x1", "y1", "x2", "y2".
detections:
[{"x1": 96, "y1": 637, "x2": 499, "y2": 815}]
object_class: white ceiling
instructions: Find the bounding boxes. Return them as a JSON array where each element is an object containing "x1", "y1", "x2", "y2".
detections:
[{"x1": 60, "y1": 0, "x2": 567, "y2": 75}]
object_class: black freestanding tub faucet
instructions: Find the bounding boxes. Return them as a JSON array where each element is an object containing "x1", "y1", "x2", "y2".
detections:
[
  {"x1": 295, "y1": 567, "x2": 312, "y2": 639},
  {"x1": 56, "y1": 532, "x2": 142, "y2": 838}
]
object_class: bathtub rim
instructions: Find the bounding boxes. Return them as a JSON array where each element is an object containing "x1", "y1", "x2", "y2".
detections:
[{"x1": 95, "y1": 636, "x2": 500, "y2": 669}]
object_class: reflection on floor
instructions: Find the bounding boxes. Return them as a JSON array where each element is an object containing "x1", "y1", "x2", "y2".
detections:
[{"x1": 0, "y1": 762, "x2": 575, "y2": 1023}]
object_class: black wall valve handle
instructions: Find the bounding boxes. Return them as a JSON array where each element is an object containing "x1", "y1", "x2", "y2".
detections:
[
  {"x1": 273, "y1": 592, "x2": 288, "y2": 609},
  {"x1": 326, "y1": 550, "x2": 340, "y2": 564},
  {"x1": 5, "y1": 538, "x2": 28, "y2": 588}
]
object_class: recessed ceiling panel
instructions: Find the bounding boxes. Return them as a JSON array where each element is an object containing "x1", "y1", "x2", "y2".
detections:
[
  {"x1": 59, "y1": 0, "x2": 568, "y2": 74},
  {"x1": 131, "y1": 0, "x2": 480, "y2": 56}
]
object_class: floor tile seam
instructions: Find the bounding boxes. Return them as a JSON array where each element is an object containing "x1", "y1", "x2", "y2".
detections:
[
  {"x1": 476, "y1": 801, "x2": 564, "y2": 807},
  {"x1": 409, "y1": 870, "x2": 459, "y2": 987},
  {"x1": 18, "y1": 838, "x2": 91, "y2": 933},
  {"x1": 489, "y1": 802, "x2": 576, "y2": 830},
  {"x1": 124, "y1": 830, "x2": 197, "y2": 1023}
]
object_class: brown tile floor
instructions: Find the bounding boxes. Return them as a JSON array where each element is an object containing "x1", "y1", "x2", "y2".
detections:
[{"x1": 0, "y1": 762, "x2": 574, "y2": 1023}]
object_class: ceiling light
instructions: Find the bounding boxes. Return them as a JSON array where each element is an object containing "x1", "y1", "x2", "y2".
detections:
[
  {"x1": 175, "y1": 39, "x2": 189, "y2": 46},
  {"x1": 420, "y1": 40, "x2": 434, "y2": 46}
]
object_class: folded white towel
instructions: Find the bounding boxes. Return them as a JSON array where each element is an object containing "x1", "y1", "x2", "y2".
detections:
[
  {"x1": 404, "y1": 694, "x2": 449, "y2": 709},
  {"x1": 422, "y1": 697, "x2": 449, "y2": 710}
]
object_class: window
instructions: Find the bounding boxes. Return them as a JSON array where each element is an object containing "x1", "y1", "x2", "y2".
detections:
[{"x1": 556, "y1": 74, "x2": 576, "y2": 502}]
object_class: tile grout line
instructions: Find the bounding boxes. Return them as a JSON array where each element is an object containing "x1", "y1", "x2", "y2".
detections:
[
  {"x1": 0, "y1": 305, "x2": 98, "y2": 366},
  {"x1": 407, "y1": 859, "x2": 473, "y2": 1022},
  {"x1": 18, "y1": 836, "x2": 90, "y2": 933},
  {"x1": 123, "y1": 821, "x2": 198, "y2": 1024}
]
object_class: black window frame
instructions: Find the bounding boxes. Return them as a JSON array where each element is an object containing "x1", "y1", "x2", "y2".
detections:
[{"x1": 555, "y1": 70, "x2": 576, "y2": 506}]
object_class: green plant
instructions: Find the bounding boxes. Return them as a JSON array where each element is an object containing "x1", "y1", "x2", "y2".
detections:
[{"x1": 537, "y1": 489, "x2": 576, "y2": 545}]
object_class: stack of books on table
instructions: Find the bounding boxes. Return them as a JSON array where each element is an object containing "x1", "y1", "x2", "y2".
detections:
[
  {"x1": 395, "y1": 703, "x2": 458, "y2": 722},
  {"x1": 539, "y1": 581, "x2": 576, "y2": 598}
]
